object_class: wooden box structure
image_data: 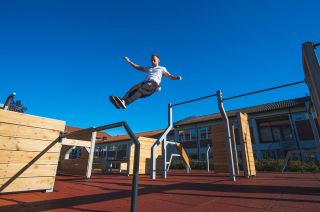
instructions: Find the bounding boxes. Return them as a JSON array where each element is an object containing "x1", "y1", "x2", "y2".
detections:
[
  {"x1": 129, "y1": 137, "x2": 162, "y2": 175},
  {"x1": 212, "y1": 113, "x2": 255, "y2": 176},
  {"x1": 58, "y1": 133, "x2": 96, "y2": 178},
  {"x1": 212, "y1": 125, "x2": 237, "y2": 173},
  {"x1": 0, "y1": 110, "x2": 65, "y2": 193}
]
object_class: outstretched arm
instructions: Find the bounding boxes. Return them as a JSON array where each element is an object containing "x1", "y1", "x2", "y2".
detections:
[
  {"x1": 163, "y1": 71, "x2": 182, "y2": 80},
  {"x1": 124, "y1": 56, "x2": 145, "y2": 72}
]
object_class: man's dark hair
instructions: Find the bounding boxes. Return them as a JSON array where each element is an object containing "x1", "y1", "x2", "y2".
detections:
[{"x1": 151, "y1": 54, "x2": 160, "y2": 60}]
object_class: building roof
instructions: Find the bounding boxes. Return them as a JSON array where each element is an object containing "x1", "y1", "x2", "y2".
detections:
[
  {"x1": 99, "y1": 129, "x2": 166, "y2": 143},
  {"x1": 65, "y1": 125, "x2": 111, "y2": 140},
  {"x1": 174, "y1": 96, "x2": 309, "y2": 127}
]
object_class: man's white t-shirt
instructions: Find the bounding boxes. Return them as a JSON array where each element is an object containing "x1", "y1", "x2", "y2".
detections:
[{"x1": 143, "y1": 66, "x2": 168, "y2": 85}]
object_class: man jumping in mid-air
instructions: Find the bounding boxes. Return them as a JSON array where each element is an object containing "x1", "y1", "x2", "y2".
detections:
[{"x1": 110, "y1": 54, "x2": 182, "y2": 109}]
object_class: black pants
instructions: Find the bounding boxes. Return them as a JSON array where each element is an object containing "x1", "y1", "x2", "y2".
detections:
[{"x1": 123, "y1": 81, "x2": 158, "y2": 105}]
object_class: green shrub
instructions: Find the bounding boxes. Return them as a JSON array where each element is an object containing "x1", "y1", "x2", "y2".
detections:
[
  {"x1": 170, "y1": 159, "x2": 320, "y2": 173},
  {"x1": 255, "y1": 159, "x2": 284, "y2": 172},
  {"x1": 287, "y1": 160, "x2": 320, "y2": 172},
  {"x1": 255, "y1": 159, "x2": 320, "y2": 172},
  {"x1": 170, "y1": 160, "x2": 214, "y2": 170}
]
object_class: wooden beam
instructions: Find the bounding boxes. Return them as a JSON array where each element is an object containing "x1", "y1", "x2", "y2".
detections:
[{"x1": 61, "y1": 138, "x2": 92, "y2": 147}]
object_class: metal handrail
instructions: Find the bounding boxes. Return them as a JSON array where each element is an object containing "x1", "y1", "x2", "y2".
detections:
[{"x1": 61, "y1": 121, "x2": 140, "y2": 212}]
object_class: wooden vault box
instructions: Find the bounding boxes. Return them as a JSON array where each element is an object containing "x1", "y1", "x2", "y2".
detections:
[
  {"x1": 128, "y1": 136, "x2": 162, "y2": 175},
  {"x1": 0, "y1": 110, "x2": 65, "y2": 193},
  {"x1": 212, "y1": 112, "x2": 255, "y2": 177}
]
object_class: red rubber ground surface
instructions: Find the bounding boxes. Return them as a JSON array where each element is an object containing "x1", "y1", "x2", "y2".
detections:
[{"x1": 0, "y1": 171, "x2": 320, "y2": 211}]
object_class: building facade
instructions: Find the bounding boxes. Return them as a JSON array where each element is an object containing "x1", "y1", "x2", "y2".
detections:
[{"x1": 173, "y1": 97, "x2": 320, "y2": 161}]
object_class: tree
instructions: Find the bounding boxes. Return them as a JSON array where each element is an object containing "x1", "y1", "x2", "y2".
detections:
[{"x1": 9, "y1": 100, "x2": 28, "y2": 113}]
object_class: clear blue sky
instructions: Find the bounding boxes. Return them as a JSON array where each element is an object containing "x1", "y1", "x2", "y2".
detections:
[{"x1": 0, "y1": 0, "x2": 319, "y2": 135}]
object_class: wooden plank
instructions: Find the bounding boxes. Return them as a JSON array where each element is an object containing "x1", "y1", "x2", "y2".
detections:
[
  {"x1": 237, "y1": 112, "x2": 256, "y2": 177},
  {"x1": 0, "y1": 150, "x2": 59, "y2": 164},
  {"x1": 0, "y1": 110, "x2": 65, "y2": 131},
  {"x1": 0, "y1": 123, "x2": 61, "y2": 141},
  {"x1": 0, "y1": 177, "x2": 55, "y2": 193},
  {"x1": 61, "y1": 138, "x2": 91, "y2": 147},
  {"x1": 0, "y1": 136, "x2": 61, "y2": 152},
  {"x1": 212, "y1": 125, "x2": 230, "y2": 173},
  {"x1": 0, "y1": 164, "x2": 57, "y2": 178}
]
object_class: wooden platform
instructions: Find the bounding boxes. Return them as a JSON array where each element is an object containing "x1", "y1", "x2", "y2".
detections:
[{"x1": 0, "y1": 110, "x2": 65, "y2": 193}]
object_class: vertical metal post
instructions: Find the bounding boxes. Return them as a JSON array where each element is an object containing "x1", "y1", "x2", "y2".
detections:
[
  {"x1": 162, "y1": 138, "x2": 167, "y2": 178},
  {"x1": 288, "y1": 112, "x2": 303, "y2": 159},
  {"x1": 217, "y1": 90, "x2": 236, "y2": 182},
  {"x1": 231, "y1": 125, "x2": 240, "y2": 175},
  {"x1": 86, "y1": 129, "x2": 97, "y2": 178},
  {"x1": 123, "y1": 122, "x2": 140, "y2": 212},
  {"x1": 162, "y1": 103, "x2": 172, "y2": 179},
  {"x1": 207, "y1": 145, "x2": 210, "y2": 172},
  {"x1": 151, "y1": 142, "x2": 157, "y2": 179},
  {"x1": 151, "y1": 104, "x2": 172, "y2": 179}
]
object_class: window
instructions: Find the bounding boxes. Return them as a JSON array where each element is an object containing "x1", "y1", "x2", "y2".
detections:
[
  {"x1": 258, "y1": 118, "x2": 293, "y2": 143},
  {"x1": 233, "y1": 126, "x2": 255, "y2": 144},
  {"x1": 199, "y1": 127, "x2": 209, "y2": 140},
  {"x1": 295, "y1": 120, "x2": 314, "y2": 141},
  {"x1": 117, "y1": 144, "x2": 128, "y2": 160},
  {"x1": 190, "y1": 154, "x2": 198, "y2": 160},
  {"x1": 178, "y1": 130, "x2": 185, "y2": 142},
  {"x1": 190, "y1": 128, "x2": 197, "y2": 141},
  {"x1": 70, "y1": 147, "x2": 82, "y2": 159},
  {"x1": 185, "y1": 130, "x2": 190, "y2": 141},
  {"x1": 179, "y1": 129, "x2": 197, "y2": 141}
]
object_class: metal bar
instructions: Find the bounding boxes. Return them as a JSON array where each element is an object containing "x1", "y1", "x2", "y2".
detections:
[
  {"x1": 231, "y1": 125, "x2": 240, "y2": 175},
  {"x1": 63, "y1": 122, "x2": 125, "y2": 138},
  {"x1": 61, "y1": 121, "x2": 139, "y2": 212},
  {"x1": 288, "y1": 111, "x2": 303, "y2": 160},
  {"x1": 162, "y1": 138, "x2": 167, "y2": 179},
  {"x1": 122, "y1": 122, "x2": 140, "y2": 212},
  {"x1": 206, "y1": 144, "x2": 211, "y2": 172},
  {"x1": 172, "y1": 93, "x2": 217, "y2": 107},
  {"x1": 151, "y1": 104, "x2": 173, "y2": 179},
  {"x1": 223, "y1": 81, "x2": 306, "y2": 101},
  {"x1": 314, "y1": 43, "x2": 320, "y2": 48},
  {"x1": 217, "y1": 90, "x2": 236, "y2": 182},
  {"x1": 86, "y1": 130, "x2": 97, "y2": 179},
  {"x1": 167, "y1": 154, "x2": 181, "y2": 171}
]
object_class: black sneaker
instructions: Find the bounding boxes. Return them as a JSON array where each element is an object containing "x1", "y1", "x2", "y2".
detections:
[
  {"x1": 109, "y1": 96, "x2": 120, "y2": 109},
  {"x1": 115, "y1": 96, "x2": 127, "y2": 109}
]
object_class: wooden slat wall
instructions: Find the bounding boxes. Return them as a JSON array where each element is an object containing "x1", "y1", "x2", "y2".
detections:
[
  {"x1": 212, "y1": 126, "x2": 229, "y2": 173},
  {"x1": 0, "y1": 110, "x2": 65, "y2": 193},
  {"x1": 237, "y1": 112, "x2": 256, "y2": 177},
  {"x1": 129, "y1": 137, "x2": 162, "y2": 175}
]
